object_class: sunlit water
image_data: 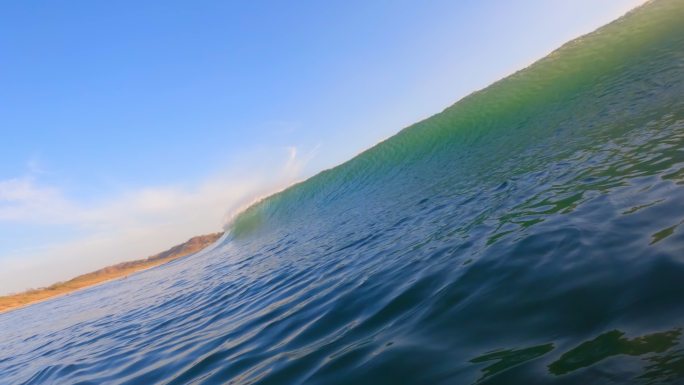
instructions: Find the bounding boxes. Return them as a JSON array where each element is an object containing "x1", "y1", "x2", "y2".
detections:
[{"x1": 2, "y1": 1, "x2": 684, "y2": 384}]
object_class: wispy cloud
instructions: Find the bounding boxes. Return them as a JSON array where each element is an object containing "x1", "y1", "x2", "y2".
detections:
[
  {"x1": 0, "y1": 177, "x2": 74, "y2": 223},
  {"x1": 0, "y1": 145, "x2": 318, "y2": 294}
]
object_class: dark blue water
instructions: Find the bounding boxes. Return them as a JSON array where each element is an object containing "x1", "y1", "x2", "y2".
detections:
[{"x1": 1, "y1": 1, "x2": 684, "y2": 384}]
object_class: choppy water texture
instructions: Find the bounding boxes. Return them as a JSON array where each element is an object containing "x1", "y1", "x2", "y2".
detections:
[{"x1": 2, "y1": 1, "x2": 684, "y2": 384}]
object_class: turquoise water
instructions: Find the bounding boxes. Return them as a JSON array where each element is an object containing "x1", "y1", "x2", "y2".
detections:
[{"x1": 2, "y1": 1, "x2": 684, "y2": 383}]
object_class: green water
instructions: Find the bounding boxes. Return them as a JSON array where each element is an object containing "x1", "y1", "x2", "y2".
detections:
[{"x1": 232, "y1": 0, "x2": 683, "y2": 241}]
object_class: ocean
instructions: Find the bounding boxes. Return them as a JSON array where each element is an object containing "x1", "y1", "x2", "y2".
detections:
[{"x1": 1, "y1": 0, "x2": 683, "y2": 384}]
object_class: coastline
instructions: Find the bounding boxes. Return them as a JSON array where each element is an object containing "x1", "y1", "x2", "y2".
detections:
[{"x1": 0, "y1": 232, "x2": 223, "y2": 315}]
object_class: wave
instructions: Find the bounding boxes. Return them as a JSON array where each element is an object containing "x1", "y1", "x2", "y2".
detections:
[
  {"x1": 226, "y1": 0, "x2": 684, "y2": 238},
  {"x1": 4, "y1": 1, "x2": 684, "y2": 384}
]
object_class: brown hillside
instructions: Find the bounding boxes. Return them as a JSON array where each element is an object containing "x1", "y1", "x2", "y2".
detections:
[{"x1": 0, "y1": 232, "x2": 224, "y2": 314}]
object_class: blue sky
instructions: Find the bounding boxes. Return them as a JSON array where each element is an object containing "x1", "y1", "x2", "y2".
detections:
[{"x1": 0, "y1": 0, "x2": 644, "y2": 293}]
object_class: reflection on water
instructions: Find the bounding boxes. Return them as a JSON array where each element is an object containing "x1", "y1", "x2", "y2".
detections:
[
  {"x1": 470, "y1": 343, "x2": 554, "y2": 382},
  {"x1": 650, "y1": 220, "x2": 684, "y2": 245},
  {"x1": 549, "y1": 329, "x2": 681, "y2": 375},
  {"x1": 471, "y1": 329, "x2": 683, "y2": 383},
  {"x1": 639, "y1": 348, "x2": 684, "y2": 384}
]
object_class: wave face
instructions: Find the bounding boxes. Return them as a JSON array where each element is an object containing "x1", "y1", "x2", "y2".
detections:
[{"x1": 2, "y1": 1, "x2": 684, "y2": 384}]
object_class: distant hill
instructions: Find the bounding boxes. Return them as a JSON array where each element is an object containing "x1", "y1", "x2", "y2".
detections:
[{"x1": 0, "y1": 232, "x2": 224, "y2": 314}]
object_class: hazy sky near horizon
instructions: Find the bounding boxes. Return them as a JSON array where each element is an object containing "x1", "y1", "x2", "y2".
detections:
[{"x1": 0, "y1": 0, "x2": 645, "y2": 294}]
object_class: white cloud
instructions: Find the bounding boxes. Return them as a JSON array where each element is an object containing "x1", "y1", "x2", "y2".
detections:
[
  {"x1": 0, "y1": 145, "x2": 317, "y2": 294},
  {"x1": 0, "y1": 177, "x2": 75, "y2": 223}
]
